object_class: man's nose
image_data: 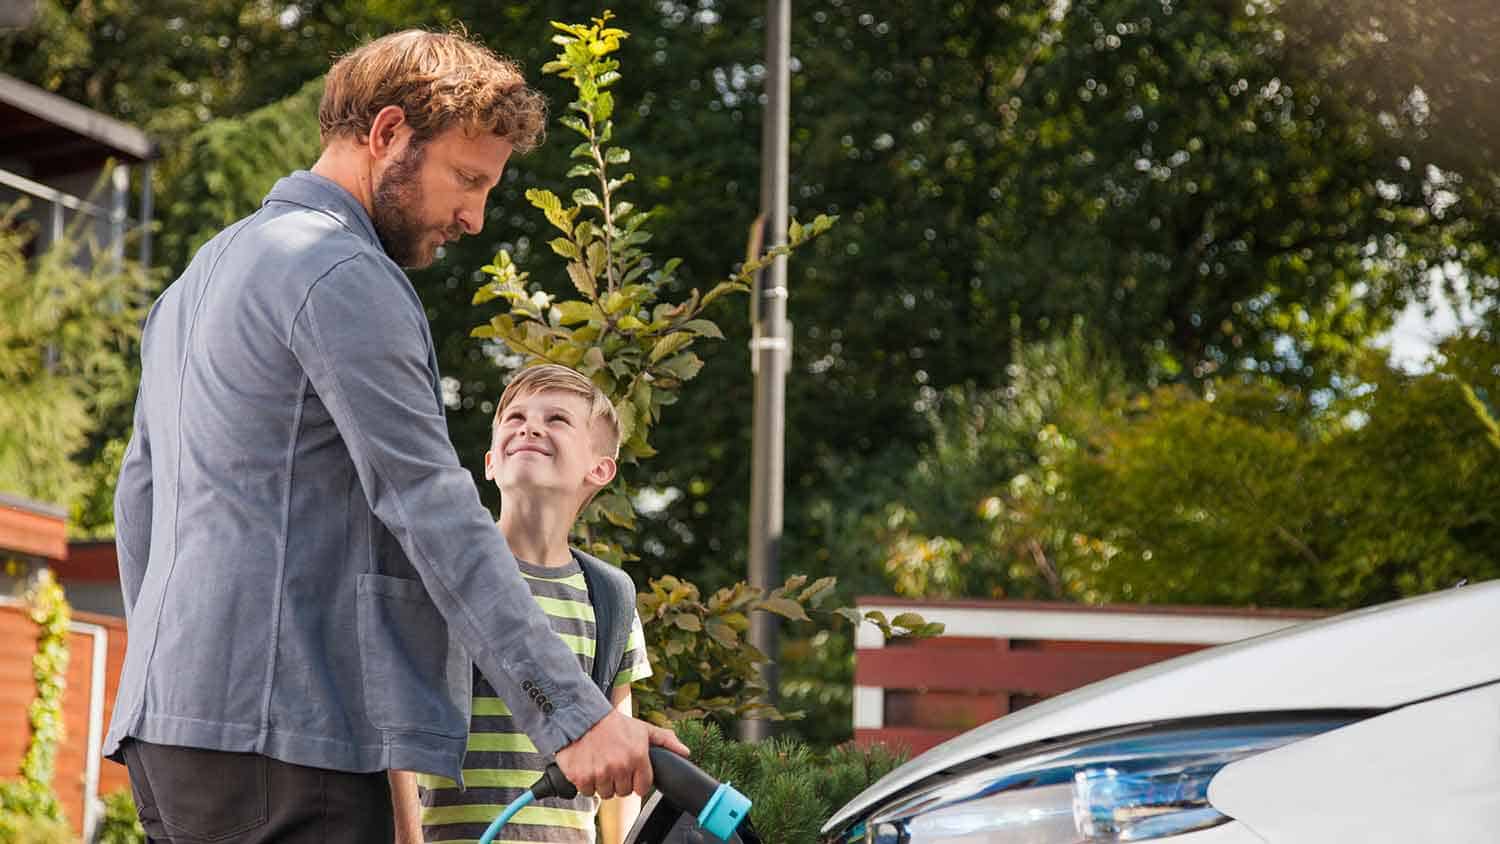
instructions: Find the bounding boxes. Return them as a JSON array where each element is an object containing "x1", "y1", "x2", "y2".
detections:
[{"x1": 457, "y1": 197, "x2": 485, "y2": 235}]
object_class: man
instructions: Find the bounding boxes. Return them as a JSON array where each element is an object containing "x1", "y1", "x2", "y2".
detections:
[{"x1": 106, "y1": 30, "x2": 685, "y2": 843}]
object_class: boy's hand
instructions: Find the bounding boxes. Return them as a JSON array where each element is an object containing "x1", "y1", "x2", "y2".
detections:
[{"x1": 555, "y1": 710, "x2": 691, "y2": 799}]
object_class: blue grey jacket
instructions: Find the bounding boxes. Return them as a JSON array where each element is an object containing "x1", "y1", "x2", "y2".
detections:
[{"x1": 103, "y1": 171, "x2": 613, "y2": 781}]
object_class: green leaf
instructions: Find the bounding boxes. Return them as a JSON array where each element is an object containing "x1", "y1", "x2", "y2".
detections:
[
  {"x1": 582, "y1": 346, "x2": 606, "y2": 374},
  {"x1": 573, "y1": 188, "x2": 602, "y2": 208},
  {"x1": 759, "y1": 597, "x2": 811, "y2": 622},
  {"x1": 672, "y1": 613, "x2": 703, "y2": 632},
  {"x1": 596, "y1": 491, "x2": 636, "y2": 528},
  {"x1": 549, "y1": 237, "x2": 580, "y2": 260},
  {"x1": 701, "y1": 280, "x2": 748, "y2": 308},
  {"x1": 548, "y1": 342, "x2": 585, "y2": 367},
  {"x1": 567, "y1": 262, "x2": 597, "y2": 299},
  {"x1": 527, "y1": 188, "x2": 575, "y2": 234},
  {"x1": 680, "y1": 319, "x2": 724, "y2": 339},
  {"x1": 649, "y1": 333, "x2": 694, "y2": 364},
  {"x1": 705, "y1": 618, "x2": 739, "y2": 647},
  {"x1": 798, "y1": 576, "x2": 837, "y2": 604},
  {"x1": 566, "y1": 163, "x2": 597, "y2": 179},
  {"x1": 570, "y1": 141, "x2": 593, "y2": 160},
  {"x1": 625, "y1": 434, "x2": 657, "y2": 459},
  {"x1": 615, "y1": 398, "x2": 636, "y2": 442},
  {"x1": 891, "y1": 612, "x2": 928, "y2": 631},
  {"x1": 586, "y1": 241, "x2": 608, "y2": 279},
  {"x1": 617, "y1": 314, "x2": 647, "y2": 331},
  {"x1": 605, "y1": 147, "x2": 631, "y2": 164},
  {"x1": 559, "y1": 115, "x2": 588, "y2": 136},
  {"x1": 594, "y1": 91, "x2": 615, "y2": 122},
  {"x1": 555, "y1": 300, "x2": 594, "y2": 325},
  {"x1": 657, "y1": 352, "x2": 703, "y2": 381}
]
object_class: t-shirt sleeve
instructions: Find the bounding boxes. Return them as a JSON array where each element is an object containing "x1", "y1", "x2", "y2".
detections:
[{"x1": 613, "y1": 611, "x2": 653, "y2": 688}]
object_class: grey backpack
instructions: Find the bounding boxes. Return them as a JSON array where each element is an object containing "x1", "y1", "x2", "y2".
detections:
[{"x1": 573, "y1": 548, "x2": 639, "y2": 697}]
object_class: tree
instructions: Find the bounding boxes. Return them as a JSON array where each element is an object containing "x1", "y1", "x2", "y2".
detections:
[
  {"x1": 0, "y1": 201, "x2": 151, "y2": 524},
  {"x1": 1045, "y1": 344, "x2": 1500, "y2": 609}
]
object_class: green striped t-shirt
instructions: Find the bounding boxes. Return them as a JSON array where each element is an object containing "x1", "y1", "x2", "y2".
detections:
[{"x1": 418, "y1": 558, "x2": 652, "y2": 844}]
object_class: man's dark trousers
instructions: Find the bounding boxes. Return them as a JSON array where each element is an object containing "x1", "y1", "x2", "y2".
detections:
[{"x1": 121, "y1": 740, "x2": 393, "y2": 844}]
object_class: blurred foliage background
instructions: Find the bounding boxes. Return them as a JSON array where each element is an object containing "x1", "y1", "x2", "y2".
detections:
[{"x1": 5, "y1": 0, "x2": 1500, "y2": 744}]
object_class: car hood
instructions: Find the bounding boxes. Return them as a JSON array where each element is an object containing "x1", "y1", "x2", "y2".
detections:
[{"x1": 826, "y1": 580, "x2": 1500, "y2": 833}]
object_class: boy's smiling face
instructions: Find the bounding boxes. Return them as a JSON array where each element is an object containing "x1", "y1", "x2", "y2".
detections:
[{"x1": 485, "y1": 388, "x2": 616, "y2": 503}]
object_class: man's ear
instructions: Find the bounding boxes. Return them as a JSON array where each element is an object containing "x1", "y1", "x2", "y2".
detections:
[
  {"x1": 367, "y1": 105, "x2": 407, "y2": 161},
  {"x1": 586, "y1": 455, "x2": 617, "y2": 489}
]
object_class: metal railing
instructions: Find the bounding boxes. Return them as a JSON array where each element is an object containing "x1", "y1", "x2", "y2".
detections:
[{"x1": 0, "y1": 159, "x2": 154, "y2": 269}]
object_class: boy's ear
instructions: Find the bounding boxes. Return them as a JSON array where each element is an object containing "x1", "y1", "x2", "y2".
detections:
[
  {"x1": 483, "y1": 449, "x2": 497, "y2": 481},
  {"x1": 586, "y1": 455, "x2": 617, "y2": 489}
]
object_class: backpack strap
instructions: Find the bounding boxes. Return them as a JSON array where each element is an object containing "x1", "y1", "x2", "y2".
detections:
[{"x1": 574, "y1": 548, "x2": 639, "y2": 698}]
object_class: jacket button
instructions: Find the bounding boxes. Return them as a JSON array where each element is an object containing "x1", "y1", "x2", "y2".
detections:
[
  {"x1": 522, "y1": 680, "x2": 534, "y2": 691},
  {"x1": 542, "y1": 702, "x2": 554, "y2": 715}
]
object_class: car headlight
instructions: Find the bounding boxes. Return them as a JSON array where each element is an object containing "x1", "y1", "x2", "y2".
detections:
[{"x1": 841, "y1": 718, "x2": 1360, "y2": 843}]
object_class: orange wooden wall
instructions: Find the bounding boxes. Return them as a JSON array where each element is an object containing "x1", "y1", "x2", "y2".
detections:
[{"x1": 0, "y1": 602, "x2": 129, "y2": 834}]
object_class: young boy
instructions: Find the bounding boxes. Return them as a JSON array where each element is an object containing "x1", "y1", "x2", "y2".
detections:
[{"x1": 392, "y1": 364, "x2": 653, "y2": 844}]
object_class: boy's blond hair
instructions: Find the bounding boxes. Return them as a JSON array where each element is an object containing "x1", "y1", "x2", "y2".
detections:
[
  {"x1": 320, "y1": 29, "x2": 547, "y2": 152},
  {"x1": 494, "y1": 365, "x2": 621, "y2": 459}
]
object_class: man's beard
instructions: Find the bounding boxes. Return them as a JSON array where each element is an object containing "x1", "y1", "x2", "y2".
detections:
[{"x1": 371, "y1": 141, "x2": 448, "y2": 268}]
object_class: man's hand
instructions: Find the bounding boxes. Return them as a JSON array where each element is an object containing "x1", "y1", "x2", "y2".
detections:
[{"x1": 554, "y1": 710, "x2": 690, "y2": 799}]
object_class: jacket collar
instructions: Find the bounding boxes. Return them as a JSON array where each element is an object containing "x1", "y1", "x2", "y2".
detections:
[{"x1": 264, "y1": 170, "x2": 381, "y2": 248}]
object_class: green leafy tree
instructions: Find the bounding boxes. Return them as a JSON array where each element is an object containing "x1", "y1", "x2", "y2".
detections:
[
  {"x1": 473, "y1": 14, "x2": 938, "y2": 727},
  {"x1": 469, "y1": 13, "x2": 834, "y2": 562},
  {"x1": 876, "y1": 325, "x2": 1128, "y2": 602},
  {"x1": 0, "y1": 201, "x2": 151, "y2": 524},
  {"x1": 1045, "y1": 345, "x2": 1500, "y2": 608},
  {"x1": 156, "y1": 77, "x2": 327, "y2": 276}
]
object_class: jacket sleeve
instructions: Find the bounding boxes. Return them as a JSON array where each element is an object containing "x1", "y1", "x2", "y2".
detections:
[
  {"x1": 114, "y1": 388, "x2": 153, "y2": 617},
  {"x1": 288, "y1": 255, "x2": 612, "y2": 756}
]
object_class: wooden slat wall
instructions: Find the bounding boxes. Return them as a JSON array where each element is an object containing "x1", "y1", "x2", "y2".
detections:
[
  {"x1": 0, "y1": 603, "x2": 130, "y2": 835},
  {"x1": 855, "y1": 635, "x2": 1208, "y2": 756}
]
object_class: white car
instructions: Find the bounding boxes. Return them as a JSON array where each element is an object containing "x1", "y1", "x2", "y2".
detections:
[{"x1": 821, "y1": 579, "x2": 1500, "y2": 843}]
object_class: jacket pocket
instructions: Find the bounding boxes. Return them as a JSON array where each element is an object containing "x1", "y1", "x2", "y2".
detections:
[{"x1": 356, "y1": 573, "x2": 470, "y2": 737}]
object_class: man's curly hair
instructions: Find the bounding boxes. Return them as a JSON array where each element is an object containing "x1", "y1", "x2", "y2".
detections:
[{"x1": 319, "y1": 29, "x2": 547, "y2": 153}]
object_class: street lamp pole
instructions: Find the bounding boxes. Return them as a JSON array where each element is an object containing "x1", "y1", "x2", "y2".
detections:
[{"x1": 743, "y1": 0, "x2": 791, "y2": 743}]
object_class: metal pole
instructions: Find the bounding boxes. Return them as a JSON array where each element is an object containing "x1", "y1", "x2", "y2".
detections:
[
  {"x1": 742, "y1": 0, "x2": 791, "y2": 743},
  {"x1": 140, "y1": 160, "x2": 154, "y2": 271},
  {"x1": 110, "y1": 162, "x2": 129, "y2": 271}
]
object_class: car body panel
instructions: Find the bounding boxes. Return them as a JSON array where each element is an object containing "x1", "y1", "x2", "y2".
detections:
[
  {"x1": 825, "y1": 580, "x2": 1500, "y2": 834},
  {"x1": 1207, "y1": 681, "x2": 1500, "y2": 842}
]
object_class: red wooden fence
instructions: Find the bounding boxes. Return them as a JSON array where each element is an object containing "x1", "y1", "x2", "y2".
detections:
[{"x1": 853, "y1": 597, "x2": 1326, "y2": 755}]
